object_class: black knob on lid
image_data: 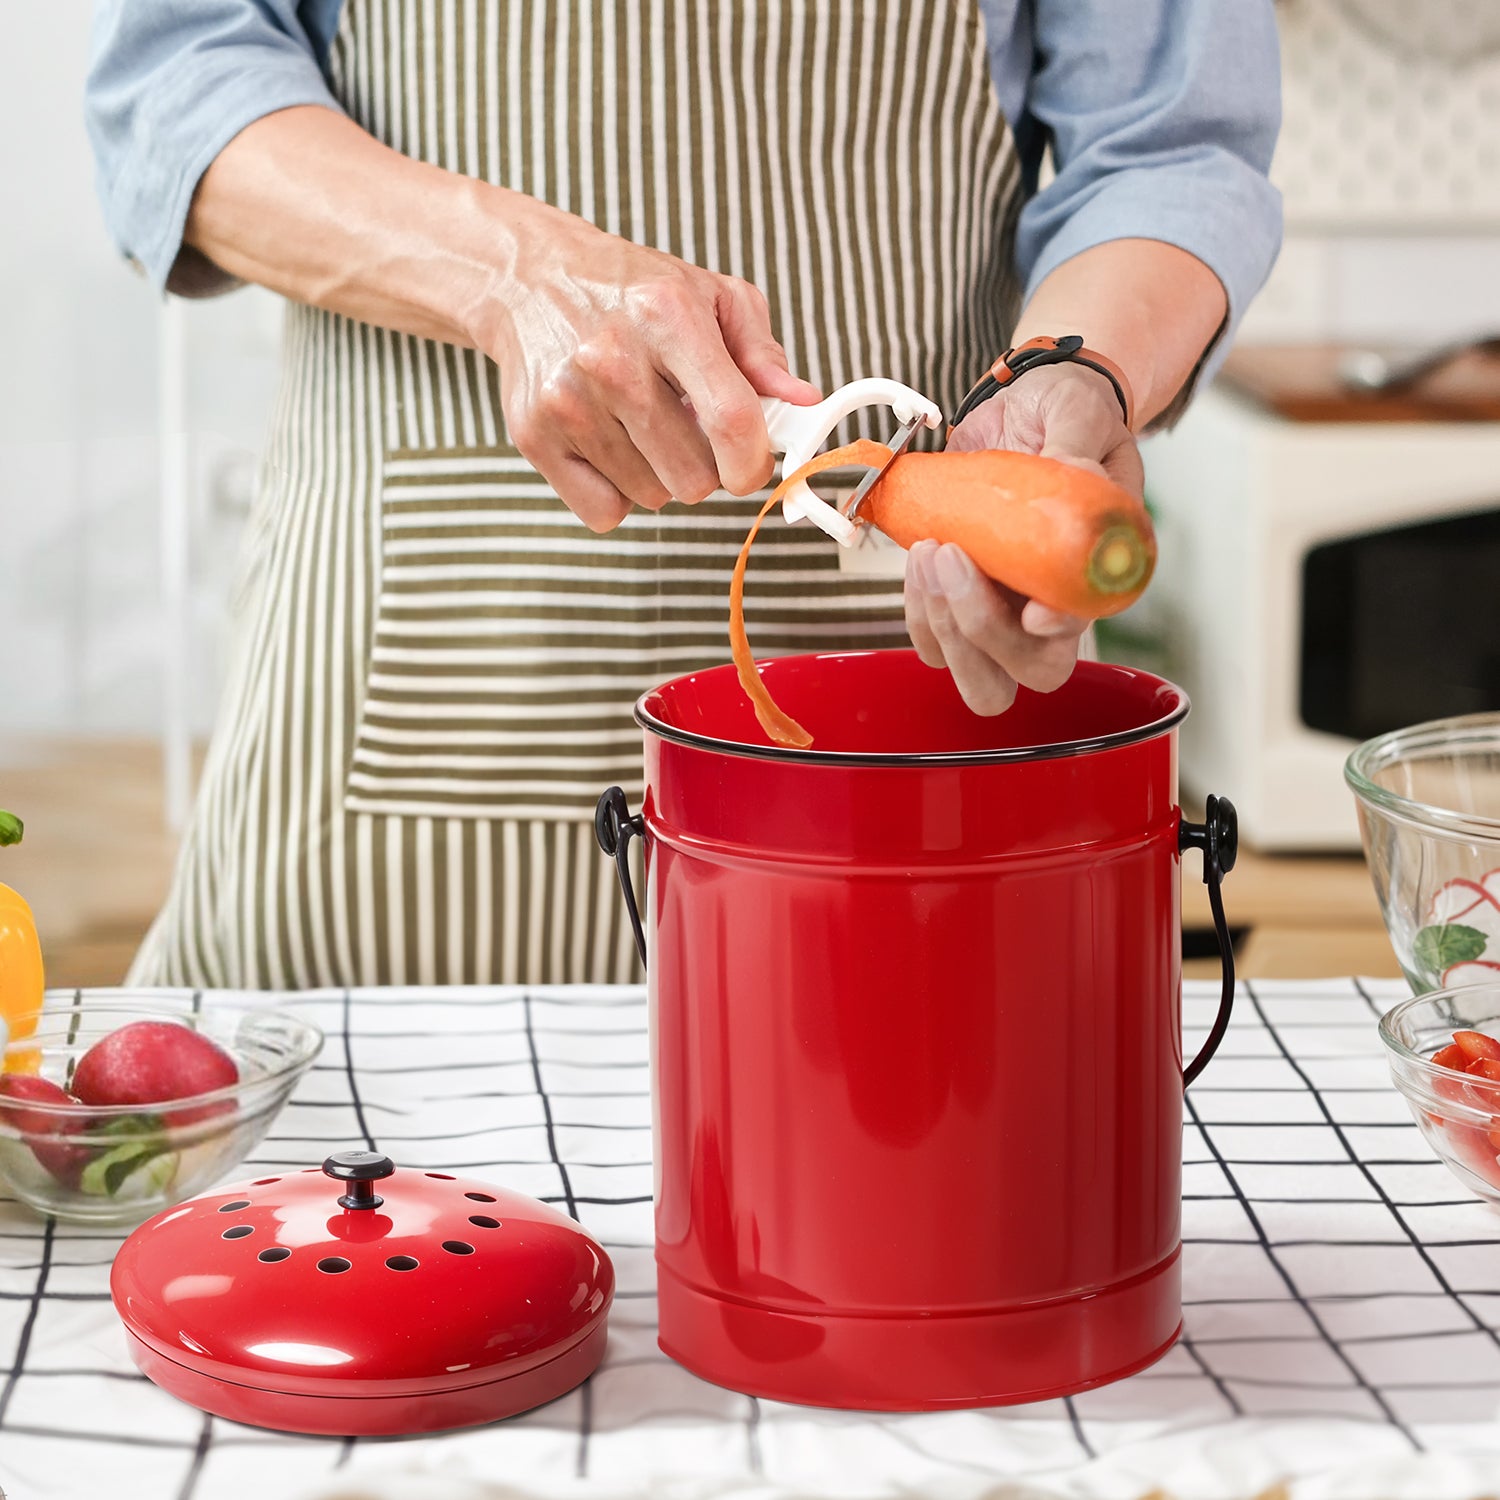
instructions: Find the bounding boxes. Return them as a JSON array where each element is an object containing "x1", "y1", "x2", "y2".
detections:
[{"x1": 322, "y1": 1150, "x2": 395, "y2": 1210}]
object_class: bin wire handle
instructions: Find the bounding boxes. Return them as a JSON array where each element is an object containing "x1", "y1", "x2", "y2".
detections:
[
  {"x1": 595, "y1": 787, "x2": 647, "y2": 969},
  {"x1": 1179, "y1": 795, "x2": 1239, "y2": 1089},
  {"x1": 596, "y1": 785, "x2": 1240, "y2": 1081}
]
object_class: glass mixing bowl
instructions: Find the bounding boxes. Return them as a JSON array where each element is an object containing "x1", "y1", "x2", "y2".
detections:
[
  {"x1": 1380, "y1": 984, "x2": 1500, "y2": 1205},
  {"x1": 0, "y1": 999, "x2": 322, "y2": 1226},
  {"x1": 1346, "y1": 712, "x2": 1500, "y2": 993}
]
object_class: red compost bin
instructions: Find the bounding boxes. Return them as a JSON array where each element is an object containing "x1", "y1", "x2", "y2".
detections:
[{"x1": 596, "y1": 650, "x2": 1236, "y2": 1410}]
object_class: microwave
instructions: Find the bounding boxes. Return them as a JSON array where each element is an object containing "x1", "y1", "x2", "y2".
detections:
[{"x1": 1138, "y1": 383, "x2": 1500, "y2": 850}]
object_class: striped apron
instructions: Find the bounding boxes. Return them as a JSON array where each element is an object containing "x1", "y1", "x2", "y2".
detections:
[{"x1": 130, "y1": 0, "x2": 1024, "y2": 989}]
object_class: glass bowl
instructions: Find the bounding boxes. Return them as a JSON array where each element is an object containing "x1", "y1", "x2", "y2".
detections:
[
  {"x1": 0, "y1": 999, "x2": 322, "y2": 1225},
  {"x1": 1380, "y1": 985, "x2": 1500, "y2": 1205},
  {"x1": 1346, "y1": 712, "x2": 1500, "y2": 993}
]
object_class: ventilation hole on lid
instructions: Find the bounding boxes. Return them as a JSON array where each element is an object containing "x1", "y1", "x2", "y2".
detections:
[
  {"x1": 222, "y1": 1226, "x2": 254, "y2": 1240},
  {"x1": 252, "y1": 1177, "x2": 280, "y2": 1186},
  {"x1": 317, "y1": 1256, "x2": 352, "y2": 1274},
  {"x1": 258, "y1": 1247, "x2": 291, "y2": 1264},
  {"x1": 441, "y1": 1240, "x2": 475, "y2": 1256},
  {"x1": 385, "y1": 1255, "x2": 419, "y2": 1271},
  {"x1": 463, "y1": 1192, "x2": 496, "y2": 1202},
  {"x1": 218, "y1": 1200, "x2": 251, "y2": 1213},
  {"x1": 467, "y1": 1215, "x2": 500, "y2": 1229},
  {"x1": 425, "y1": 1173, "x2": 455, "y2": 1180}
]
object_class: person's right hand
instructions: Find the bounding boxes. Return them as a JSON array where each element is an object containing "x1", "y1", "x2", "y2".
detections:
[{"x1": 473, "y1": 199, "x2": 820, "y2": 531}]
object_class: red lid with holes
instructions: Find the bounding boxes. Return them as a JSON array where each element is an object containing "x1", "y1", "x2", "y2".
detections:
[{"x1": 109, "y1": 1152, "x2": 615, "y2": 1435}]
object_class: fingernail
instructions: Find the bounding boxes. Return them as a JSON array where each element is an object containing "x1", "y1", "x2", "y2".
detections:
[
  {"x1": 933, "y1": 544, "x2": 972, "y2": 599},
  {"x1": 913, "y1": 542, "x2": 941, "y2": 594}
]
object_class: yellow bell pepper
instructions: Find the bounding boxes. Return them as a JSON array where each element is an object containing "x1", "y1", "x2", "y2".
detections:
[{"x1": 0, "y1": 810, "x2": 44, "y2": 1063}]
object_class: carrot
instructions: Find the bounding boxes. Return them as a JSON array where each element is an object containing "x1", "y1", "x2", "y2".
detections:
[
  {"x1": 730, "y1": 440, "x2": 1158, "y2": 748},
  {"x1": 858, "y1": 449, "x2": 1155, "y2": 619}
]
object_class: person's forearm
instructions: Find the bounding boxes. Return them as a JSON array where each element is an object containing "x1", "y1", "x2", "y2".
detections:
[
  {"x1": 185, "y1": 103, "x2": 816, "y2": 528},
  {"x1": 1010, "y1": 239, "x2": 1228, "y2": 430},
  {"x1": 184, "y1": 104, "x2": 528, "y2": 348}
]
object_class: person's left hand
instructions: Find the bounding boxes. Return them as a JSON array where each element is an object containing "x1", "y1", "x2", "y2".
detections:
[{"x1": 904, "y1": 361, "x2": 1144, "y2": 714}]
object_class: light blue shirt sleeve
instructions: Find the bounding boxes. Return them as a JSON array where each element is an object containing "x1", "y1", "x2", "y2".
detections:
[
  {"x1": 90, "y1": 0, "x2": 1282, "y2": 369},
  {"x1": 1000, "y1": 0, "x2": 1283, "y2": 405},
  {"x1": 85, "y1": 0, "x2": 345, "y2": 294}
]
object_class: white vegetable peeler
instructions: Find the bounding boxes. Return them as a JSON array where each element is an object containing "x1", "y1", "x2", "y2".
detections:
[{"x1": 759, "y1": 379, "x2": 943, "y2": 545}]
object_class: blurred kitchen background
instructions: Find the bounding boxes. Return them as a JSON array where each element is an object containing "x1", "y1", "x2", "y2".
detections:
[{"x1": 3, "y1": 0, "x2": 1500, "y2": 983}]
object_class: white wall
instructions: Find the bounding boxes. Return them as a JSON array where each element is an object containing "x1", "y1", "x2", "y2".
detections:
[
  {"x1": 1241, "y1": 234, "x2": 1500, "y2": 346},
  {"x1": 1241, "y1": 0, "x2": 1500, "y2": 344},
  {"x1": 0, "y1": 6, "x2": 280, "y2": 743}
]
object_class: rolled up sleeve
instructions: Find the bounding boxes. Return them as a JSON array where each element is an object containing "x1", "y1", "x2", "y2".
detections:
[
  {"x1": 85, "y1": 1, "x2": 343, "y2": 295},
  {"x1": 1014, "y1": 0, "x2": 1283, "y2": 394}
]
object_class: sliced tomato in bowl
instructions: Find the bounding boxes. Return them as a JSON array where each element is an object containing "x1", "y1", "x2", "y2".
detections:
[{"x1": 1423, "y1": 1026, "x2": 1500, "y2": 1189}]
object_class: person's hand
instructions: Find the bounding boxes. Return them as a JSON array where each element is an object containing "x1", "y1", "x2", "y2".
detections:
[
  {"x1": 904, "y1": 361, "x2": 1144, "y2": 714},
  {"x1": 473, "y1": 200, "x2": 820, "y2": 531}
]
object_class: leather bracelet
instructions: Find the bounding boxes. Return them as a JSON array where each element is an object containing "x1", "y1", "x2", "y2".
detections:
[{"x1": 949, "y1": 335, "x2": 1135, "y2": 432}]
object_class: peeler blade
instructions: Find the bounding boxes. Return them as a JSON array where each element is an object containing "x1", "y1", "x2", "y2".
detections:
[{"x1": 844, "y1": 417, "x2": 921, "y2": 521}]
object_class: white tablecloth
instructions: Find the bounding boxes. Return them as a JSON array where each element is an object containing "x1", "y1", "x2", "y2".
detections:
[{"x1": 2, "y1": 979, "x2": 1499, "y2": 1500}]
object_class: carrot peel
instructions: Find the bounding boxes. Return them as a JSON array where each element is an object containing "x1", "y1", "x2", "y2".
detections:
[{"x1": 730, "y1": 441, "x2": 895, "y2": 748}]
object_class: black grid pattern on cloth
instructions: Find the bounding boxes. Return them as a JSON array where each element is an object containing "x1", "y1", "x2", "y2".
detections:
[{"x1": 1, "y1": 980, "x2": 1500, "y2": 1500}]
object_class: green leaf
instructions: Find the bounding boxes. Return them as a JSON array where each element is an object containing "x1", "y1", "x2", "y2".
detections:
[
  {"x1": 92, "y1": 1112, "x2": 166, "y2": 1143},
  {"x1": 74, "y1": 1114, "x2": 172, "y2": 1197},
  {"x1": 0, "y1": 811, "x2": 23, "y2": 848},
  {"x1": 79, "y1": 1135, "x2": 173, "y2": 1197},
  {"x1": 80, "y1": 1143, "x2": 151, "y2": 1196},
  {"x1": 112, "y1": 1150, "x2": 177, "y2": 1200},
  {"x1": 103, "y1": 1148, "x2": 155, "y2": 1197},
  {"x1": 1413, "y1": 923, "x2": 1487, "y2": 975}
]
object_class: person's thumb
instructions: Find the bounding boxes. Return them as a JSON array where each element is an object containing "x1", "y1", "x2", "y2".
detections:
[
  {"x1": 1036, "y1": 380, "x2": 1143, "y2": 495},
  {"x1": 1035, "y1": 401, "x2": 1115, "y2": 478},
  {"x1": 716, "y1": 277, "x2": 822, "y2": 405}
]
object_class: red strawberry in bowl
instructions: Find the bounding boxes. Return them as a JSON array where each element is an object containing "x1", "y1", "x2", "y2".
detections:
[
  {"x1": 71, "y1": 1022, "x2": 239, "y2": 1127},
  {"x1": 0, "y1": 1075, "x2": 92, "y2": 1187}
]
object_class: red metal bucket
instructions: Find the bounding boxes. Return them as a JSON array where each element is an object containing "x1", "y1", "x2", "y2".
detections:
[{"x1": 596, "y1": 649, "x2": 1236, "y2": 1410}]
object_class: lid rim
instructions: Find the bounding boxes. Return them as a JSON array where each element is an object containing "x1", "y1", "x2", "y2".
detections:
[{"x1": 119, "y1": 1293, "x2": 613, "y2": 1399}]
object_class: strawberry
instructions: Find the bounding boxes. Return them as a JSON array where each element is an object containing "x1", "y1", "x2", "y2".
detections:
[
  {"x1": 0, "y1": 1076, "x2": 91, "y2": 1187},
  {"x1": 71, "y1": 1022, "x2": 238, "y2": 1126},
  {"x1": 1431, "y1": 1043, "x2": 1468, "y2": 1072}
]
